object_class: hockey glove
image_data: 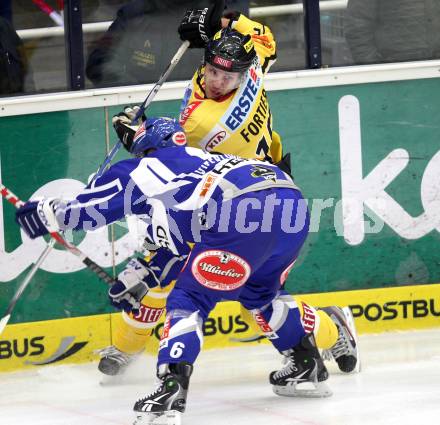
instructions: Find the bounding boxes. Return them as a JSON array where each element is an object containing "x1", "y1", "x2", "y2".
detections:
[
  {"x1": 147, "y1": 248, "x2": 188, "y2": 287},
  {"x1": 15, "y1": 198, "x2": 61, "y2": 239},
  {"x1": 109, "y1": 258, "x2": 161, "y2": 313},
  {"x1": 178, "y1": 0, "x2": 225, "y2": 48},
  {"x1": 274, "y1": 153, "x2": 293, "y2": 179},
  {"x1": 112, "y1": 106, "x2": 146, "y2": 153}
]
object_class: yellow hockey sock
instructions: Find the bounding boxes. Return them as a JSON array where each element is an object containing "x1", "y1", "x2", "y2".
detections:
[
  {"x1": 112, "y1": 282, "x2": 175, "y2": 355},
  {"x1": 240, "y1": 297, "x2": 338, "y2": 350},
  {"x1": 296, "y1": 297, "x2": 338, "y2": 349}
]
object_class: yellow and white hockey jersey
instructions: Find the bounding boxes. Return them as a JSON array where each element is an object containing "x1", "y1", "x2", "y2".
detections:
[
  {"x1": 179, "y1": 14, "x2": 282, "y2": 163},
  {"x1": 110, "y1": 16, "x2": 340, "y2": 359}
]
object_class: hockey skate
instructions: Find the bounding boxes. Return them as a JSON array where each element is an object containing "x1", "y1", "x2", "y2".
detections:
[
  {"x1": 97, "y1": 345, "x2": 136, "y2": 376},
  {"x1": 270, "y1": 333, "x2": 332, "y2": 398},
  {"x1": 321, "y1": 306, "x2": 361, "y2": 373},
  {"x1": 133, "y1": 362, "x2": 193, "y2": 425}
]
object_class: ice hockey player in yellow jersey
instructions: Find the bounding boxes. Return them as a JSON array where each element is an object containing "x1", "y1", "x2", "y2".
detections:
[
  {"x1": 179, "y1": 13, "x2": 280, "y2": 162},
  {"x1": 97, "y1": 2, "x2": 360, "y2": 381}
]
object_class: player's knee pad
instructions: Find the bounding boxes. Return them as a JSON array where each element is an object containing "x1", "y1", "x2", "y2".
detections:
[
  {"x1": 250, "y1": 290, "x2": 306, "y2": 352},
  {"x1": 295, "y1": 296, "x2": 338, "y2": 349},
  {"x1": 158, "y1": 309, "x2": 204, "y2": 365}
]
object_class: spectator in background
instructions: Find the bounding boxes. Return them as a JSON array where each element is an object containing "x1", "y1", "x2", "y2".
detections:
[
  {"x1": 0, "y1": 15, "x2": 28, "y2": 95},
  {"x1": 86, "y1": 0, "x2": 210, "y2": 87},
  {"x1": 0, "y1": 0, "x2": 12, "y2": 23},
  {"x1": 344, "y1": 0, "x2": 440, "y2": 65}
]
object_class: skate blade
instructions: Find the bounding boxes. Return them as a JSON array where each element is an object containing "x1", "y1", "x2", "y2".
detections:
[
  {"x1": 272, "y1": 381, "x2": 333, "y2": 398},
  {"x1": 133, "y1": 411, "x2": 182, "y2": 425},
  {"x1": 342, "y1": 306, "x2": 361, "y2": 373},
  {"x1": 321, "y1": 349, "x2": 333, "y2": 362}
]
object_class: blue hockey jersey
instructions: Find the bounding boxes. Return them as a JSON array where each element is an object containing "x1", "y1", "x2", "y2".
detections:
[{"x1": 57, "y1": 147, "x2": 298, "y2": 255}]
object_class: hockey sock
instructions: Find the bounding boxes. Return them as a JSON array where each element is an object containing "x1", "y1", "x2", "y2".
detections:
[
  {"x1": 251, "y1": 291, "x2": 306, "y2": 352},
  {"x1": 112, "y1": 283, "x2": 175, "y2": 354},
  {"x1": 242, "y1": 296, "x2": 338, "y2": 350},
  {"x1": 158, "y1": 310, "x2": 204, "y2": 365},
  {"x1": 295, "y1": 296, "x2": 338, "y2": 349}
]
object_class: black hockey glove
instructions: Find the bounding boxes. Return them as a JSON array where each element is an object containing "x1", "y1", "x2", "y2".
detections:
[
  {"x1": 108, "y1": 258, "x2": 160, "y2": 314},
  {"x1": 112, "y1": 106, "x2": 146, "y2": 153},
  {"x1": 274, "y1": 153, "x2": 293, "y2": 179},
  {"x1": 178, "y1": 0, "x2": 225, "y2": 48}
]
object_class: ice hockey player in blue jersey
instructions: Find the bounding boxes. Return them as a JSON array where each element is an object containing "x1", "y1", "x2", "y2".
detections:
[{"x1": 16, "y1": 117, "x2": 332, "y2": 425}]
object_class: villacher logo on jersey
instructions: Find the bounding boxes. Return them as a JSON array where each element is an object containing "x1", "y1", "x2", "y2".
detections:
[
  {"x1": 191, "y1": 250, "x2": 251, "y2": 291},
  {"x1": 199, "y1": 263, "x2": 243, "y2": 278}
]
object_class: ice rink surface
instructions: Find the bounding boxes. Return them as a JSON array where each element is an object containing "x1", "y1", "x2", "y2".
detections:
[{"x1": 1, "y1": 329, "x2": 440, "y2": 425}]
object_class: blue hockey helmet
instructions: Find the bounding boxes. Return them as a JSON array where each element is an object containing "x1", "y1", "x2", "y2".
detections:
[{"x1": 130, "y1": 117, "x2": 187, "y2": 156}]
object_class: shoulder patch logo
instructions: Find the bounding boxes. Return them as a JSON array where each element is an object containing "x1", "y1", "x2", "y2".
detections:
[
  {"x1": 251, "y1": 165, "x2": 277, "y2": 182},
  {"x1": 172, "y1": 131, "x2": 187, "y2": 146},
  {"x1": 179, "y1": 101, "x2": 202, "y2": 126}
]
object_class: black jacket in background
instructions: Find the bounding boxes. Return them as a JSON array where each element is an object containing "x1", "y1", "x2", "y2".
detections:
[
  {"x1": 86, "y1": 0, "x2": 209, "y2": 87},
  {"x1": 0, "y1": 16, "x2": 25, "y2": 95},
  {"x1": 344, "y1": 0, "x2": 440, "y2": 65}
]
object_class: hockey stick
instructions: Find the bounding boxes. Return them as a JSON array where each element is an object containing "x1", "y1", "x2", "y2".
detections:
[
  {"x1": 1, "y1": 183, "x2": 116, "y2": 276},
  {"x1": 132, "y1": 40, "x2": 190, "y2": 122},
  {"x1": 0, "y1": 183, "x2": 115, "y2": 284},
  {"x1": 0, "y1": 238, "x2": 56, "y2": 335},
  {"x1": 56, "y1": 0, "x2": 64, "y2": 13},
  {"x1": 0, "y1": 183, "x2": 116, "y2": 334},
  {"x1": 90, "y1": 40, "x2": 190, "y2": 184},
  {"x1": 32, "y1": 0, "x2": 64, "y2": 26}
]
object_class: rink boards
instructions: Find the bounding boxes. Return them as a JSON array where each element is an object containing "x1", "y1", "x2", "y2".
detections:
[
  {"x1": 1, "y1": 64, "x2": 440, "y2": 326},
  {"x1": 1, "y1": 62, "x2": 440, "y2": 373},
  {"x1": 1, "y1": 282, "x2": 439, "y2": 372}
]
